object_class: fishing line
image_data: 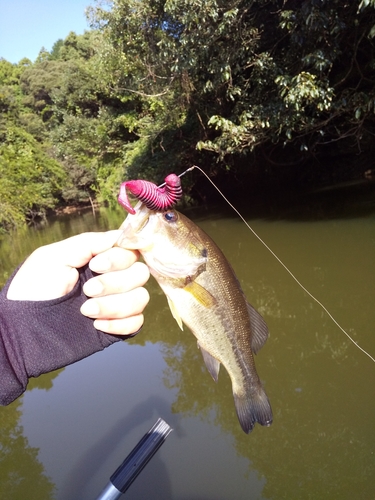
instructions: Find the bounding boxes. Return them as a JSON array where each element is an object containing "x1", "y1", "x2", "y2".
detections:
[{"x1": 183, "y1": 164, "x2": 375, "y2": 364}]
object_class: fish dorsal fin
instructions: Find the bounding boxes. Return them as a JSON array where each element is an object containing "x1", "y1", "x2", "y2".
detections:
[
  {"x1": 183, "y1": 281, "x2": 216, "y2": 308},
  {"x1": 198, "y1": 343, "x2": 220, "y2": 382},
  {"x1": 167, "y1": 296, "x2": 184, "y2": 330},
  {"x1": 247, "y1": 302, "x2": 269, "y2": 354}
]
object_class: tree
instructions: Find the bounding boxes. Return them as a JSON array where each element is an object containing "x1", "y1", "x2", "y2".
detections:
[
  {"x1": 0, "y1": 125, "x2": 66, "y2": 232},
  {"x1": 89, "y1": 0, "x2": 375, "y2": 188},
  {"x1": 49, "y1": 39, "x2": 64, "y2": 60}
]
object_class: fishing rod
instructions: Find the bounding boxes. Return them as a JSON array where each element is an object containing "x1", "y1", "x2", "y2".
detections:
[{"x1": 96, "y1": 418, "x2": 172, "y2": 499}]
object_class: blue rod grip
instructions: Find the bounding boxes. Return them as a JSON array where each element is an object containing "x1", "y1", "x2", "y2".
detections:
[{"x1": 97, "y1": 418, "x2": 172, "y2": 499}]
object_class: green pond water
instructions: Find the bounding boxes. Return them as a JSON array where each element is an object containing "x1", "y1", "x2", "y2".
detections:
[{"x1": 1, "y1": 182, "x2": 375, "y2": 499}]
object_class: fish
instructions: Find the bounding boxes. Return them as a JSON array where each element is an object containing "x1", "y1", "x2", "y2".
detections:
[{"x1": 117, "y1": 202, "x2": 273, "y2": 433}]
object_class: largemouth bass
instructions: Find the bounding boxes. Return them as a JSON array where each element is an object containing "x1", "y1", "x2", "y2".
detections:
[{"x1": 117, "y1": 203, "x2": 273, "y2": 433}]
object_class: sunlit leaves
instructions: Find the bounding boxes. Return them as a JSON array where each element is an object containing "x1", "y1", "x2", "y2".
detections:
[
  {"x1": 0, "y1": 125, "x2": 66, "y2": 231},
  {"x1": 276, "y1": 72, "x2": 333, "y2": 112},
  {"x1": 358, "y1": 0, "x2": 375, "y2": 12}
]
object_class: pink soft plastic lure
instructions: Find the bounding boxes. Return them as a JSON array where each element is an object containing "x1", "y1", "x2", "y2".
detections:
[{"x1": 118, "y1": 173, "x2": 183, "y2": 214}]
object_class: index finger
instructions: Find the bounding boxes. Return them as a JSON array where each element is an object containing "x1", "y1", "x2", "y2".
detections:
[
  {"x1": 89, "y1": 246, "x2": 139, "y2": 274},
  {"x1": 53, "y1": 231, "x2": 124, "y2": 269}
]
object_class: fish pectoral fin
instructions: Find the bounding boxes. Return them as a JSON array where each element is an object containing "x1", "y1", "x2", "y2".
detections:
[
  {"x1": 247, "y1": 302, "x2": 269, "y2": 354},
  {"x1": 183, "y1": 281, "x2": 216, "y2": 308},
  {"x1": 167, "y1": 296, "x2": 184, "y2": 330},
  {"x1": 198, "y1": 343, "x2": 220, "y2": 382}
]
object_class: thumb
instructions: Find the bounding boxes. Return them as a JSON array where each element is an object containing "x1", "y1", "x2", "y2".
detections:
[{"x1": 7, "y1": 231, "x2": 124, "y2": 301}]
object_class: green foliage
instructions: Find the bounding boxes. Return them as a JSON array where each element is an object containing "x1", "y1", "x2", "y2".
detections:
[
  {"x1": 0, "y1": 59, "x2": 30, "y2": 118},
  {"x1": 21, "y1": 60, "x2": 68, "y2": 115},
  {"x1": 89, "y1": 0, "x2": 375, "y2": 171},
  {"x1": 58, "y1": 31, "x2": 95, "y2": 61},
  {"x1": 1, "y1": 1, "x2": 375, "y2": 232},
  {"x1": 0, "y1": 125, "x2": 66, "y2": 232},
  {"x1": 190, "y1": 0, "x2": 375, "y2": 159},
  {"x1": 49, "y1": 39, "x2": 64, "y2": 60}
]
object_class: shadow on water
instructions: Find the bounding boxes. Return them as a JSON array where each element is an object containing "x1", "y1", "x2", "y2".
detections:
[
  {"x1": 187, "y1": 178, "x2": 375, "y2": 223},
  {"x1": 61, "y1": 396, "x2": 177, "y2": 500}
]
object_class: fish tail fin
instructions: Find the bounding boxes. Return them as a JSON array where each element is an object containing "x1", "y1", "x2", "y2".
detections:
[{"x1": 233, "y1": 386, "x2": 273, "y2": 434}]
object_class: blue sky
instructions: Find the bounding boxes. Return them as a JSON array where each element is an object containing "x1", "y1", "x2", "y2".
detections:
[{"x1": 0, "y1": 0, "x2": 93, "y2": 64}]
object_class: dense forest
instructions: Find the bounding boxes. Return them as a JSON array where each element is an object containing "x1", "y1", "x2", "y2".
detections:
[{"x1": 1, "y1": 0, "x2": 375, "y2": 232}]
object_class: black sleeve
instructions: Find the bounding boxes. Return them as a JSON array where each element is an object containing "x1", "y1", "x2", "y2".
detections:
[{"x1": 0, "y1": 264, "x2": 122, "y2": 405}]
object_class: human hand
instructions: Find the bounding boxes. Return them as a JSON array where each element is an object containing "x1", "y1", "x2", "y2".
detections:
[{"x1": 7, "y1": 231, "x2": 150, "y2": 336}]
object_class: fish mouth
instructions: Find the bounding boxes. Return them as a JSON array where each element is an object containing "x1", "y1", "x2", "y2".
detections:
[
  {"x1": 117, "y1": 204, "x2": 155, "y2": 250},
  {"x1": 115, "y1": 221, "x2": 150, "y2": 250},
  {"x1": 115, "y1": 230, "x2": 152, "y2": 250}
]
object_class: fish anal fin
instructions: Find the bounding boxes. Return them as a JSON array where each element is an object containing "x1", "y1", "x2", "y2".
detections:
[
  {"x1": 198, "y1": 343, "x2": 220, "y2": 382},
  {"x1": 167, "y1": 296, "x2": 183, "y2": 330},
  {"x1": 247, "y1": 302, "x2": 269, "y2": 354},
  {"x1": 183, "y1": 281, "x2": 216, "y2": 308}
]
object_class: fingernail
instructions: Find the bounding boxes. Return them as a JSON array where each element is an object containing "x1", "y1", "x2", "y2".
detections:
[
  {"x1": 90, "y1": 254, "x2": 110, "y2": 273},
  {"x1": 126, "y1": 325, "x2": 143, "y2": 339},
  {"x1": 81, "y1": 300, "x2": 100, "y2": 317},
  {"x1": 84, "y1": 279, "x2": 103, "y2": 297},
  {"x1": 94, "y1": 319, "x2": 109, "y2": 331}
]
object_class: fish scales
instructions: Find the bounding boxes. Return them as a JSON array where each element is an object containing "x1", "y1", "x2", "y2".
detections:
[
  {"x1": 117, "y1": 204, "x2": 273, "y2": 433},
  {"x1": 186, "y1": 240, "x2": 262, "y2": 392}
]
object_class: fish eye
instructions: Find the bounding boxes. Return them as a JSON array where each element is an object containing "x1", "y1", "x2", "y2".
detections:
[{"x1": 164, "y1": 211, "x2": 177, "y2": 223}]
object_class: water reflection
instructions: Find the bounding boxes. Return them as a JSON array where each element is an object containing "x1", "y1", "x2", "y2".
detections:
[
  {"x1": 156, "y1": 309, "x2": 375, "y2": 498},
  {"x1": 0, "y1": 398, "x2": 55, "y2": 499},
  {"x1": 0, "y1": 371, "x2": 61, "y2": 499}
]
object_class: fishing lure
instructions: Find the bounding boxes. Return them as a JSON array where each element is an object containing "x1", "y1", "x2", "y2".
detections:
[{"x1": 118, "y1": 173, "x2": 183, "y2": 214}]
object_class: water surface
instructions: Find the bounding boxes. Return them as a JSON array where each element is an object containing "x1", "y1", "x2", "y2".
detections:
[{"x1": 1, "y1": 184, "x2": 375, "y2": 499}]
